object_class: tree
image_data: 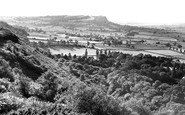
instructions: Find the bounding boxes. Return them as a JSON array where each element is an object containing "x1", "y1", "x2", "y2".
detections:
[
  {"x1": 96, "y1": 49, "x2": 99, "y2": 58},
  {"x1": 75, "y1": 40, "x2": 78, "y2": 45},
  {"x1": 65, "y1": 35, "x2": 69, "y2": 39},
  {"x1": 165, "y1": 43, "x2": 171, "y2": 48},
  {"x1": 47, "y1": 41, "x2": 51, "y2": 47},
  {"x1": 99, "y1": 54, "x2": 107, "y2": 62},
  {"x1": 173, "y1": 42, "x2": 177, "y2": 46},
  {"x1": 87, "y1": 41, "x2": 90, "y2": 47},
  {"x1": 177, "y1": 44, "x2": 182, "y2": 48},
  {"x1": 32, "y1": 42, "x2": 38, "y2": 47},
  {"x1": 73, "y1": 87, "x2": 131, "y2": 115},
  {"x1": 37, "y1": 71, "x2": 58, "y2": 102},
  {"x1": 69, "y1": 39, "x2": 73, "y2": 43},
  {"x1": 47, "y1": 49, "x2": 52, "y2": 57},
  {"x1": 85, "y1": 49, "x2": 88, "y2": 58},
  {"x1": 156, "y1": 42, "x2": 160, "y2": 44},
  {"x1": 67, "y1": 40, "x2": 70, "y2": 45},
  {"x1": 38, "y1": 41, "x2": 45, "y2": 47},
  {"x1": 52, "y1": 37, "x2": 57, "y2": 41},
  {"x1": 108, "y1": 41, "x2": 111, "y2": 46}
]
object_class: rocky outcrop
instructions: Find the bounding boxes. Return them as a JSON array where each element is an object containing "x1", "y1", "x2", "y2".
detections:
[
  {"x1": 0, "y1": 28, "x2": 19, "y2": 43},
  {"x1": 0, "y1": 21, "x2": 29, "y2": 37}
]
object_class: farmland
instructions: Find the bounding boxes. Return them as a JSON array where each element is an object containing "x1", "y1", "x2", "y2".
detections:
[{"x1": 2, "y1": 16, "x2": 185, "y2": 115}]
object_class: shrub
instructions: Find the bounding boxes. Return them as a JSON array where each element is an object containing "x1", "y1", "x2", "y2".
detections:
[
  {"x1": 0, "y1": 92, "x2": 24, "y2": 114},
  {"x1": 0, "y1": 59, "x2": 14, "y2": 82},
  {"x1": 155, "y1": 102, "x2": 185, "y2": 115},
  {"x1": 36, "y1": 71, "x2": 59, "y2": 102},
  {"x1": 124, "y1": 98, "x2": 152, "y2": 115},
  {"x1": 72, "y1": 86, "x2": 131, "y2": 115}
]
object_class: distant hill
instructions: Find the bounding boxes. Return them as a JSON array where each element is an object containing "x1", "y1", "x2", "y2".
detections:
[
  {"x1": 14, "y1": 15, "x2": 124, "y2": 31},
  {"x1": 1, "y1": 15, "x2": 184, "y2": 40},
  {"x1": 0, "y1": 16, "x2": 178, "y2": 32},
  {"x1": 10, "y1": 15, "x2": 177, "y2": 33}
]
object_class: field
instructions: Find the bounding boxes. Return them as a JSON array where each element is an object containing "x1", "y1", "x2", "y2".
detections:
[
  {"x1": 27, "y1": 31, "x2": 185, "y2": 61},
  {"x1": 2, "y1": 17, "x2": 185, "y2": 115},
  {"x1": 146, "y1": 49, "x2": 185, "y2": 60},
  {"x1": 133, "y1": 34, "x2": 177, "y2": 41},
  {"x1": 5, "y1": 15, "x2": 185, "y2": 62},
  {"x1": 49, "y1": 47, "x2": 96, "y2": 56}
]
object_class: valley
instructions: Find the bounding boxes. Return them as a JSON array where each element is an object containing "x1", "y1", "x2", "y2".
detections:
[{"x1": 1, "y1": 15, "x2": 185, "y2": 115}]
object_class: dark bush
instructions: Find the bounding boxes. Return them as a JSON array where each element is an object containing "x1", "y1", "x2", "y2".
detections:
[{"x1": 72, "y1": 87, "x2": 131, "y2": 115}]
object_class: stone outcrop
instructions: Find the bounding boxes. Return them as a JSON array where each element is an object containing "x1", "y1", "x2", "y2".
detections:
[{"x1": 0, "y1": 28, "x2": 19, "y2": 43}]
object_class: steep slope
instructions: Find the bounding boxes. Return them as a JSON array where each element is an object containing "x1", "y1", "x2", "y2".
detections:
[
  {"x1": 0, "y1": 28, "x2": 19, "y2": 43},
  {"x1": 0, "y1": 21, "x2": 29, "y2": 37},
  {"x1": 0, "y1": 22, "x2": 72, "y2": 111},
  {"x1": 0, "y1": 28, "x2": 69, "y2": 80}
]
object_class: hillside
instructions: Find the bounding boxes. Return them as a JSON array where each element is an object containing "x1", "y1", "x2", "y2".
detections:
[
  {"x1": 11, "y1": 15, "x2": 162, "y2": 32},
  {"x1": 0, "y1": 22, "x2": 72, "y2": 114},
  {"x1": 2, "y1": 15, "x2": 184, "y2": 41},
  {"x1": 0, "y1": 21, "x2": 29, "y2": 37},
  {"x1": 1, "y1": 21, "x2": 185, "y2": 115},
  {"x1": 1, "y1": 16, "x2": 185, "y2": 40},
  {"x1": 10, "y1": 15, "x2": 122, "y2": 31}
]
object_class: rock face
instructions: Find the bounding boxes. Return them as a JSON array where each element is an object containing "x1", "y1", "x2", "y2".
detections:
[
  {"x1": 0, "y1": 28, "x2": 19, "y2": 43},
  {"x1": 93, "y1": 16, "x2": 108, "y2": 22}
]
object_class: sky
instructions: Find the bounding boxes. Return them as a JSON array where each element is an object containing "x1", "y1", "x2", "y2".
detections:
[{"x1": 0, "y1": 0, "x2": 185, "y2": 25}]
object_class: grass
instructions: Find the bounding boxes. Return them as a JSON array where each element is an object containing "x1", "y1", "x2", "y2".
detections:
[{"x1": 134, "y1": 34, "x2": 177, "y2": 41}]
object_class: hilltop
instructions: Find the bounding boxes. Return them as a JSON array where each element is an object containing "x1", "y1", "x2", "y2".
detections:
[
  {"x1": 0, "y1": 16, "x2": 172, "y2": 32},
  {"x1": 5, "y1": 15, "x2": 122, "y2": 32}
]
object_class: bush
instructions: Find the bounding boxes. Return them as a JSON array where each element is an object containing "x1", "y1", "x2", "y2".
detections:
[
  {"x1": 0, "y1": 59, "x2": 14, "y2": 82},
  {"x1": 124, "y1": 98, "x2": 152, "y2": 115},
  {"x1": 72, "y1": 86, "x2": 131, "y2": 115},
  {"x1": 36, "y1": 71, "x2": 59, "y2": 102},
  {"x1": 0, "y1": 92, "x2": 24, "y2": 114},
  {"x1": 155, "y1": 102, "x2": 185, "y2": 115}
]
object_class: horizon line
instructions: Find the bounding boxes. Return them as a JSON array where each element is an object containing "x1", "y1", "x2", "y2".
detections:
[{"x1": 0, "y1": 15, "x2": 185, "y2": 26}]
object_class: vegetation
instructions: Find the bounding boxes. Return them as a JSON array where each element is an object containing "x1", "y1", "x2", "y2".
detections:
[{"x1": 1, "y1": 22, "x2": 185, "y2": 115}]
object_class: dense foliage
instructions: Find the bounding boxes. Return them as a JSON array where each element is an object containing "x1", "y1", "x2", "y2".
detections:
[{"x1": 1, "y1": 26, "x2": 185, "y2": 114}]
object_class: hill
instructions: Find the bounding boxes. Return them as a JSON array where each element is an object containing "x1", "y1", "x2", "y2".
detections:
[
  {"x1": 3, "y1": 15, "x2": 184, "y2": 41},
  {"x1": 11, "y1": 15, "x2": 165, "y2": 32},
  {"x1": 1, "y1": 20, "x2": 185, "y2": 115},
  {"x1": 13, "y1": 15, "x2": 123, "y2": 31},
  {"x1": 0, "y1": 21, "x2": 29, "y2": 37},
  {"x1": 1, "y1": 16, "x2": 185, "y2": 40},
  {"x1": 0, "y1": 22, "x2": 72, "y2": 113}
]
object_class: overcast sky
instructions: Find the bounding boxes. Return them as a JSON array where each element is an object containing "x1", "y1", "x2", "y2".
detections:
[{"x1": 0, "y1": 0, "x2": 185, "y2": 25}]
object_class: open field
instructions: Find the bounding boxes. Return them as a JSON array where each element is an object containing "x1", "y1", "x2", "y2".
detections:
[
  {"x1": 49, "y1": 47, "x2": 96, "y2": 56},
  {"x1": 145, "y1": 49, "x2": 185, "y2": 60},
  {"x1": 146, "y1": 50, "x2": 184, "y2": 56},
  {"x1": 27, "y1": 31, "x2": 185, "y2": 61},
  {"x1": 49, "y1": 46, "x2": 164, "y2": 57},
  {"x1": 133, "y1": 34, "x2": 177, "y2": 41},
  {"x1": 4, "y1": 15, "x2": 185, "y2": 62}
]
